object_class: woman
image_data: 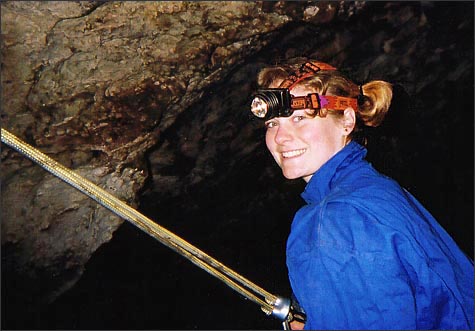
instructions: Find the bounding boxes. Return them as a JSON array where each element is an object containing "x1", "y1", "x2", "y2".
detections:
[{"x1": 250, "y1": 58, "x2": 474, "y2": 330}]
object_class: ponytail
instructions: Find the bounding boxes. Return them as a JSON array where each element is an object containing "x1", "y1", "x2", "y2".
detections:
[{"x1": 358, "y1": 81, "x2": 393, "y2": 127}]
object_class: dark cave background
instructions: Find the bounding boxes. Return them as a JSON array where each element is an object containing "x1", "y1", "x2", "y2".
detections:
[{"x1": 1, "y1": 1, "x2": 474, "y2": 330}]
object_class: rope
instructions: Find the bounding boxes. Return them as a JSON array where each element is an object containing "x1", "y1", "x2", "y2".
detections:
[{"x1": 1, "y1": 128, "x2": 280, "y2": 316}]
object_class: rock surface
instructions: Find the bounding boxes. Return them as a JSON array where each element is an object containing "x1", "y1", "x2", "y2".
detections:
[
  {"x1": 1, "y1": 0, "x2": 301, "y2": 306},
  {"x1": 1, "y1": 1, "x2": 473, "y2": 329}
]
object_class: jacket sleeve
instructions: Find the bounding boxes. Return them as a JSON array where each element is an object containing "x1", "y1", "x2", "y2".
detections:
[{"x1": 289, "y1": 200, "x2": 419, "y2": 330}]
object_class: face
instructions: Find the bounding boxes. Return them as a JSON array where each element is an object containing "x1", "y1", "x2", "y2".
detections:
[{"x1": 265, "y1": 86, "x2": 348, "y2": 182}]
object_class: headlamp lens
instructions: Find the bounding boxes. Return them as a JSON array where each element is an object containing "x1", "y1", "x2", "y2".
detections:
[
  {"x1": 251, "y1": 97, "x2": 269, "y2": 118},
  {"x1": 250, "y1": 89, "x2": 291, "y2": 120}
]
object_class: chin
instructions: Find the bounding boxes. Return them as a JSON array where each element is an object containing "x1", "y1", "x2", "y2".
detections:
[{"x1": 282, "y1": 170, "x2": 303, "y2": 180}]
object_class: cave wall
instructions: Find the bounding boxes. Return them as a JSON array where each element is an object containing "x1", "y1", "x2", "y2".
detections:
[
  {"x1": 1, "y1": 0, "x2": 308, "y2": 306},
  {"x1": 1, "y1": 1, "x2": 473, "y2": 329}
]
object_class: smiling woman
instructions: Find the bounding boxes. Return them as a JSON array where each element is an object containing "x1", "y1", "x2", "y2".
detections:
[
  {"x1": 255, "y1": 60, "x2": 392, "y2": 183},
  {"x1": 250, "y1": 58, "x2": 474, "y2": 330},
  {"x1": 265, "y1": 105, "x2": 348, "y2": 182}
]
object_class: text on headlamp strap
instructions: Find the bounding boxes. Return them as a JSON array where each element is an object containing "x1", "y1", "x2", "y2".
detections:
[
  {"x1": 291, "y1": 95, "x2": 320, "y2": 109},
  {"x1": 291, "y1": 94, "x2": 358, "y2": 111},
  {"x1": 323, "y1": 95, "x2": 358, "y2": 111}
]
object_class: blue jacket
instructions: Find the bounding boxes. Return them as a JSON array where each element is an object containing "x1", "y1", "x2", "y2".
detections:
[{"x1": 286, "y1": 142, "x2": 474, "y2": 330}]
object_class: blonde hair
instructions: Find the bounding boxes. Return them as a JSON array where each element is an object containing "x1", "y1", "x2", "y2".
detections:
[{"x1": 257, "y1": 60, "x2": 393, "y2": 128}]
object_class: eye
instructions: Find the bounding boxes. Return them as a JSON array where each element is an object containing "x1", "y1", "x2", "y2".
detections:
[
  {"x1": 292, "y1": 115, "x2": 305, "y2": 123},
  {"x1": 265, "y1": 120, "x2": 278, "y2": 129}
]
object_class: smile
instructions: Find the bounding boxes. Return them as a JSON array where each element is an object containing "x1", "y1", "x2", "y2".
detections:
[{"x1": 282, "y1": 149, "x2": 306, "y2": 158}]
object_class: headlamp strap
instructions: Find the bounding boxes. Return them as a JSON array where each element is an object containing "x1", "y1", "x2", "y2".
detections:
[
  {"x1": 322, "y1": 95, "x2": 358, "y2": 111},
  {"x1": 291, "y1": 94, "x2": 321, "y2": 110},
  {"x1": 291, "y1": 93, "x2": 357, "y2": 111},
  {"x1": 279, "y1": 61, "x2": 337, "y2": 90}
]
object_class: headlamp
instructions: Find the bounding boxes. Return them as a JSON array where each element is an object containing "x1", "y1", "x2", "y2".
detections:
[
  {"x1": 250, "y1": 88, "x2": 358, "y2": 121},
  {"x1": 250, "y1": 89, "x2": 292, "y2": 120},
  {"x1": 250, "y1": 61, "x2": 359, "y2": 121}
]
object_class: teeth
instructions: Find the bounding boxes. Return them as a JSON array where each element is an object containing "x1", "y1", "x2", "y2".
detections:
[{"x1": 282, "y1": 149, "x2": 306, "y2": 158}]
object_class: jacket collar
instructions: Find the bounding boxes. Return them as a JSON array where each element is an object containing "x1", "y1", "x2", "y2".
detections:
[{"x1": 301, "y1": 141, "x2": 367, "y2": 204}]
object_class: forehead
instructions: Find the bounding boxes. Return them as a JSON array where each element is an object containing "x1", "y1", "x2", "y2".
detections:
[{"x1": 266, "y1": 109, "x2": 314, "y2": 123}]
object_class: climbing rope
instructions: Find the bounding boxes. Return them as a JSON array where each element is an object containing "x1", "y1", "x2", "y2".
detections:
[{"x1": 1, "y1": 128, "x2": 291, "y2": 323}]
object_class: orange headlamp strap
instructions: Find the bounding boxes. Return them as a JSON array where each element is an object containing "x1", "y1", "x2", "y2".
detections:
[
  {"x1": 279, "y1": 61, "x2": 337, "y2": 90},
  {"x1": 291, "y1": 94, "x2": 358, "y2": 111},
  {"x1": 280, "y1": 61, "x2": 358, "y2": 111}
]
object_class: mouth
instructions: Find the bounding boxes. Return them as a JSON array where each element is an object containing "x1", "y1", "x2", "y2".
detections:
[{"x1": 282, "y1": 148, "x2": 306, "y2": 159}]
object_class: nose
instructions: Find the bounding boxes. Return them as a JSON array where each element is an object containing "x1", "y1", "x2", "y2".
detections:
[{"x1": 274, "y1": 122, "x2": 293, "y2": 145}]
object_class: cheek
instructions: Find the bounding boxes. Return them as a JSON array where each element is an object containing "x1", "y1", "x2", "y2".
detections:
[
  {"x1": 265, "y1": 131, "x2": 283, "y2": 165},
  {"x1": 265, "y1": 130, "x2": 274, "y2": 150},
  {"x1": 305, "y1": 121, "x2": 340, "y2": 146},
  {"x1": 300, "y1": 126, "x2": 322, "y2": 145}
]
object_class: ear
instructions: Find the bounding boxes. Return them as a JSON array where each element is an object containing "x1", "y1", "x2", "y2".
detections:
[{"x1": 342, "y1": 107, "x2": 356, "y2": 135}]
